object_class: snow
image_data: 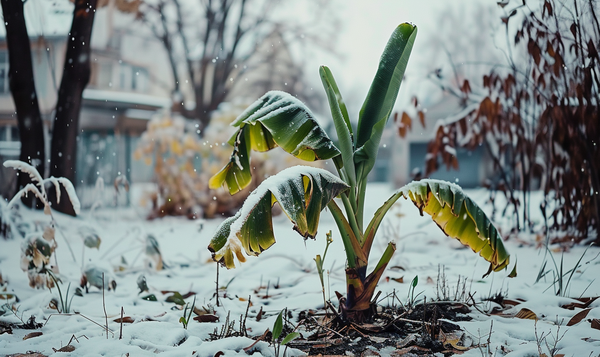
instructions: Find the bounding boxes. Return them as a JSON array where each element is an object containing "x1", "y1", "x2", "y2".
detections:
[
  {"x1": 82, "y1": 89, "x2": 171, "y2": 109},
  {"x1": 0, "y1": 183, "x2": 599, "y2": 356}
]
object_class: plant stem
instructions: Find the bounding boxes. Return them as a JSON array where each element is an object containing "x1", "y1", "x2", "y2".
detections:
[{"x1": 326, "y1": 201, "x2": 365, "y2": 268}]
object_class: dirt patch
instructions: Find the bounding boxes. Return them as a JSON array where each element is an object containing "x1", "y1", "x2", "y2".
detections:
[{"x1": 289, "y1": 301, "x2": 473, "y2": 356}]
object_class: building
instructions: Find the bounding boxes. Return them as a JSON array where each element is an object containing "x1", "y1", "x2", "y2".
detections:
[
  {"x1": 0, "y1": 0, "x2": 173, "y2": 205},
  {"x1": 0, "y1": 0, "x2": 316, "y2": 207},
  {"x1": 386, "y1": 93, "x2": 493, "y2": 188}
]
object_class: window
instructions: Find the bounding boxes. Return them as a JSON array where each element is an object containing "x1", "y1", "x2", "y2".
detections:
[
  {"x1": 119, "y1": 63, "x2": 149, "y2": 93},
  {"x1": 93, "y1": 62, "x2": 113, "y2": 89},
  {"x1": 0, "y1": 51, "x2": 8, "y2": 94},
  {"x1": 132, "y1": 66, "x2": 149, "y2": 92}
]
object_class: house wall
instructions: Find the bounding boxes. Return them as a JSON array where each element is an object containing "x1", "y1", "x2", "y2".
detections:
[{"x1": 389, "y1": 94, "x2": 493, "y2": 188}]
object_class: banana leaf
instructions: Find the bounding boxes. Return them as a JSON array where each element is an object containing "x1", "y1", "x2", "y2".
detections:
[
  {"x1": 354, "y1": 23, "x2": 417, "y2": 180},
  {"x1": 365, "y1": 179, "x2": 509, "y2": 276},
  {"x1": 208, "y1": 166, "x2": 349, "y2": 268},
  {"x1": 209, "y1": 91, "x2": 341, "y2": 194}
]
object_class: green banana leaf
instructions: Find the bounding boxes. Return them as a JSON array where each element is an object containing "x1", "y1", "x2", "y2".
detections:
[
  {"x1": 208, "y1": 166, "x2": 349, "y2": 268},
  {"x1": 209, "y1": 91, "x2": 341, "y2": 194},
  {"x1": 365, "y1": 179, "x2": 509, "y2": 277},
  {"x1": 354, "y1": 23, "x2": 417, "y2": 180},
  {"x1": 320, "y1": 66, "x2": 356, "y2": 187}
]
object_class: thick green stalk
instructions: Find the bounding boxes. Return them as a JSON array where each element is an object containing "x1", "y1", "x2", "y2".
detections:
[
  {"x1": 327, "y1": 201, "x2": 366, "y2": 268},
  {"x1": 355, "y1": 164, "x2": 368, "y2": 236},
  {"x1": 334, "y1": 160, "x2": 362, "y2": 242}
]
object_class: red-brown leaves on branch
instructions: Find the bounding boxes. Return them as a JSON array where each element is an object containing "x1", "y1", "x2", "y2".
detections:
[{"x1": 395, "y1": 112, "x2": 412, "y2": 138}]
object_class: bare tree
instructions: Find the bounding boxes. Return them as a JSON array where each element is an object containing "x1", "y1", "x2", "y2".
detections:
[
  {"x1": 1, "y1": 0, "x2": 46, "y2": 207},
  {"x1": 409, "y1": 0, "x2": 600, "y2": 241},
  {"x1": 138, "y1": 0, "x2": 335, "y2": 134},
  {"x1": 49, "y1": 0, "x2": 98, "y2": 215},
  {"x1": 1, "y1": 0, "x2": 98, "y2": 215}
]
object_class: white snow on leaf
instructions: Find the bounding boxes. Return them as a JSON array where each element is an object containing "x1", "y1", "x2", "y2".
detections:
[
  {"x1": 215, "y1": 165, "x2": 344, "y2": 262},
  {"x1": 3, "y1": 160, "x2": 46, "y2": 197},
  {"x1": 7, "y1": 183, "x2": 47, "y2": 209},
  {"x1": 56, "y1": 177, "x2": 81, "y2": 215},
  {"x1": 444, "y1": 145, "x2": 457, "y2": 156}
]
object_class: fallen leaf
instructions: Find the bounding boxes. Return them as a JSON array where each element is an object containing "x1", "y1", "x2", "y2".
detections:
[
  {"x1": 165, "y1": 292, "x2": 186, "y2": 305},
  {"x1": 256, "y1": 306, "x2": 264, "y2": 321},
  {"x1": 141, "y1": 294, "x2": 157, "y2": 301},
  {"x1": 193, "y1": 306, "x2": 215, "y2": 316},
  {"x1": 391, "y1": 277, "x2": 404, "y2": 284},
  {"x1": 53, "y1": 345, "x2": 76, "y2": 352},
  {"x1": 113, "y1": 316, "x2": 135, "y2": 323},
  {"x1": 561, "y1": 297, "x2": 599, "y2": 310},
  {"x1": 515, "y1": 308, "x2": 537, "y2": 320},
  {"x1": 503, "y1": 299, "x2": 524, "y2": 307},
  {"x1": 443, "y1": 333, "x2": 470, "y2": 351},
  {"x1": 238, "y1": 297, "x2": 253, "y2": 306},
  {"x1": 193, "y1": 314, "x2": 219, "y2": 322},
  {"x1": 591, "y1": 319, "x2": 600, "y2": 330},
  {"x1": 567, "y1": 308, "x2": 591, "y2": 326},
  {"x1": 426, "y1": 276, "x2": 434, "y2": 284},
  {"x1": 23, "y1": 331, "x2": 43, "y2": 340}
]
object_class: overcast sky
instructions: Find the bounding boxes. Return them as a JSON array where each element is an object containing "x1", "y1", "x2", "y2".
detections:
[{"x1": 289, "y1": 0, "x2": 504, "y2": 117}]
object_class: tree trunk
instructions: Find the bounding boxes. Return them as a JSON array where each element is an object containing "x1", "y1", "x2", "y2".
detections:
[
  {"x1": 49, "y1": 0, "x2": 98, "y2": 215},
  {"x1": 1, "y1": 0, "x2": 46, "y2": 207}
]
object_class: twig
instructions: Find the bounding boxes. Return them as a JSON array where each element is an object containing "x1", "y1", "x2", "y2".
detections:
[
  {"x1": 325, "y1": 301, "x2": 342, "y2": 321},
  {"x1": 119, "y1": 307, "x2": 124, "y2": 340},
  {"x1": 50, "y1": 217, "x2": 77, "y2": 263},
  {"x1": 309, "y1": 316, "x2": 345, "y2": 339},
  {"x1": 215, "y1": 263, "x2": 220, "y2": 307},
  {"x1": 102, "y1": 273, "x2": 108, "y2": 339},
  {"x1": 393, "y1": 316, "x2": 434, "y2": 326},
  {"x1": 44, "y1": 313, "x2": 114, "y2": 336}
]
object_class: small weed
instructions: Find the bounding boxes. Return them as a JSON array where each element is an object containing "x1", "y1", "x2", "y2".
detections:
[
  {"x1": 210, "y1": 299, "x2": 252, "y2": 340},
  {"x1": 314, "y1": 230, "x2": 333, "y2": 309},
  {"x1": 436, "y1": 265, "x2": 469, "y2": 302},
  {"x1": 179, "y1": 295, "x2": 196, "y2": 329},
  {"x1": 537, "y1": 243, "x2": 595, "y2": 297},
  {"x1": 48, "y1": 271, "x2": 82, "y2": 314},
  {"x1": 272, "y1": 308, "x2": 300, "y2": 357},
  {"x1": 407, "y1": 276, "x2": 424, "y2": 309}
]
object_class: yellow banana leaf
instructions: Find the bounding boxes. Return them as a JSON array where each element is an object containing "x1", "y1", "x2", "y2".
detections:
[{"x1": 401, "y1": 180, "x2": 509, "y2": 276}]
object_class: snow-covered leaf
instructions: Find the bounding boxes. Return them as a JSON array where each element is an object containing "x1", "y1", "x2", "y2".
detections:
[
  {"x1": 400, "y1": 179, "x2": 509, "y2": 276},
  {"x1": 208, "y1": 166, "x2": 349, "y2": 269},
  {"x1": 365, "y1": 179, "x2": 509, "y2": 277},
  {"x1": 3, "y1": 160, "x2": 45, "y2": 196},
  {"x1": 56, "y1": 177, "x2": 81, "y2": 215},
  {"x1": 82, "y1": 231, "x2": 101, "y2": 250},
  {"x1": 209, "y1": 91, "x2": 340, "y2": 195}
]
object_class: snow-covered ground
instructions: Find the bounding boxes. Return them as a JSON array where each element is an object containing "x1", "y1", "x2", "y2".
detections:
[{"x1": 1, "y1": 183, "x2": 599, "y2": 356}]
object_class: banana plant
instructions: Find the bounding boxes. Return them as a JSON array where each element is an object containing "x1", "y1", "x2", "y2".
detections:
[{"x1": 208, "y1": 23, "x2": 510, "y2": 322}]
